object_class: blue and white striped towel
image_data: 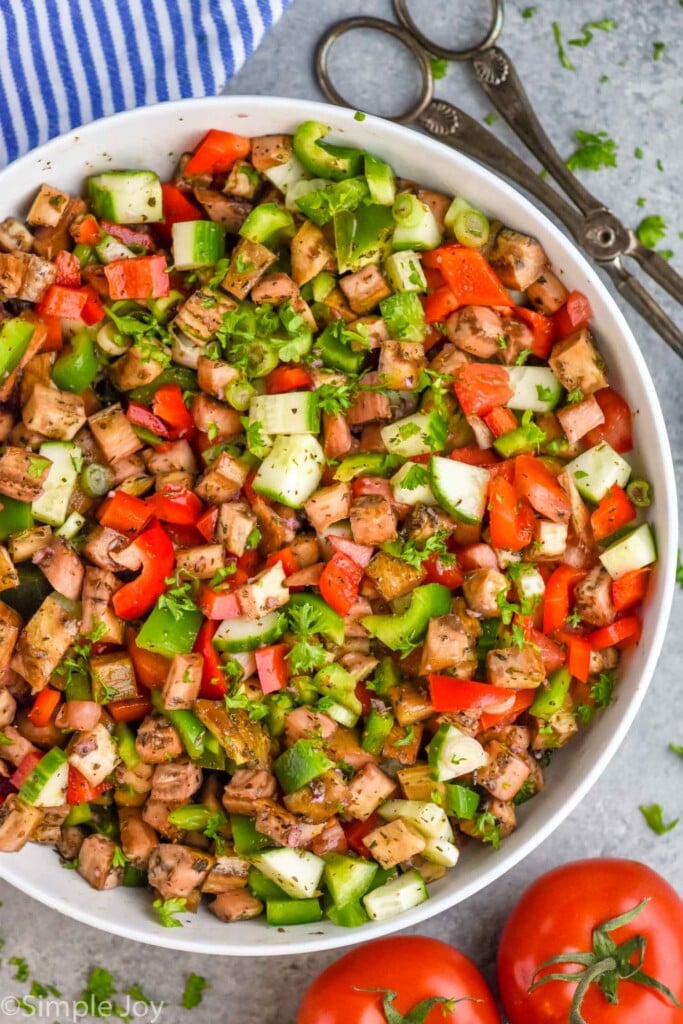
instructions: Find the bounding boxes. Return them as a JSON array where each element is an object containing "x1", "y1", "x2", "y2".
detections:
[{"x1": 0, "y1": 0, "x2": 290, "y2": 167}]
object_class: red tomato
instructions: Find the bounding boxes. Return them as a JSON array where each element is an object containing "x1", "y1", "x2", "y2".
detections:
[
  {"x1": 585, "y1": 387, "x2": 633, "y2": 453},
  {"x1": 498, "y1": 859, "x2": 683, "y2": 1024},
  {"x1": 298, "y1": 937, "x2": 500, "y2": 1024},
  {"x1": 319, "y1": 551, "x2": 362, "y2": 616},
  {"x1": 552, "y1": 289, "x2": 593, "y2": 339},
  {"x1": 424, "y1": 552, "x2": 464, "y2": 589},
  {"x1": 453, "y1": 363, "x2": 513, "y2": 417}
]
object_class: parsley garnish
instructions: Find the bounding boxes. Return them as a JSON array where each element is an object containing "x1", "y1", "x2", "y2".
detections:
[
  {"x1": 522, "y1": 6, "x2": 536, "y2": 17},
  {"x1": 484, "y1": 112, "x2": 499, "y2": 127},
  {"x1": 379, "y1": 291, "x2": 426, "y2": 342},
  {"x1": 472, "y1": 810, "x2": 503, "y2": 849},
  {"x1": 565, "y1": 609, "x2": 582, "y2": 628},
  {"x1": 224, "y1": 691, "x2": 269, "y2": 721},
  {"x1": 653, "y1": 41, "x2": 665, "y2": 61},
  {"x1": 398, "y1": 421, "x2": 421, "y2": 441},
  {"x1": 566, "y1": 130, "x2": 618, "y2": 172},
  {"x1": 636, "y1": 214, "x2": 667, "y2": 250},
  {"x1": 576, "y1": 672, "x2": 615, "y2": 722},
  {"x1": 241, "y1": 416, "x2": 267, "y2": 452},
  {"x1": 235, "y1": 254, "x2": 255, "y2": 273},
  {"x1": 125, "y1": 983, "x2": 155, "y2": 1005},
  {"x1": 315, "y1": 380, "x2": 356, "y2": 416},
  {"x1": 153, "y1": 896, "x2": 187, "y2": 928},
  {"x1": 400, "y1": 463, "x2": 431, "y2": 492},
  {"x1": 9, "y1": 957, "x2": 29, "y2": 982},
  {"x1": 669, "y1": 742, "x2": 683, "y2": 757},
  {"x1": 536, "y1": 384, "x2": 555, "y2": 402},
  {"x1": 428, "y1": 56, "x2": 448, "y2": 79},
  {"x1": 639, "y1": 803, "x2": 679, "y2": 835},
  {"x1": 552, "y1": 22, "x2": 576, "y2": 70},
  {"x1": 566, "y1": 388, "x2": 584, "y2": 403},
  {"x1": 54, "y1": 619, "x2": 107, "y2": 691},
  {"x1": 383, "y1": 531, "x2": 453, "y2": 571},
  {"x1": 181, "y1": 973, "x2": 208, "y2": 1009},
  {"x1": 158, "y1": 573, "x2": 199, "y2": 620},
  {"x1": 209, "y1": 563, "x2": 237, "y2": 588},
  {"x1": 568, "y1": 19, "x2": 617, "y2": 47},
  {"x1": 394, "y1": 725, "x2": 416, "y2": 748},
  {"x1": 111, "y1": 845, "x2": 128, "y2": 869}
]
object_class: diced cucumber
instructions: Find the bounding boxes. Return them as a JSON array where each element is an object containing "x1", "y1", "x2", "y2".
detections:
[
  {"x1": 87, "y1": 170, "x2": 163, "y2": 224},
  {"x1": 428, "y1": 723, "x2": 489, "y2": 782},
  {"x1": 323, "y1": 853, "x2": 378, "y2": 908},
  {"x1": 383, "y1": 251, "x2": 426, "y2": 293},
  {"x1": 319, "y1": 700, "x2": 359, "y2": 728},
  {"x1": 249, "y1": 391, "x2": 320, "y2": 436},
  {"x1": 377, "y1": 800, "x2": 454, "y2": 843},
  {"x1": 380, "y1": 412, "x2": 441, "y2": 458},
  {"x1": 252, "y1": 847, "x2": 325, "y2": 900},
  {"x1": 422, "y1": 838, "x2": 460, "y2": 867},
  {"x1": 172, "y1": 220, "x2": 226, "y2": 270},
  {"x1": 18, "y1": 747, "x2": 68, "y2": 807},
  {"x1": 599, "y1": 523, "x2": 657, "y2": 580},
  {"x1": 252, "y1": 434, "x2": 324, "y2": 508},
  {"x1": 264, "y1": 154, "x2": 311, "y2": 196},
  {"x1": 31, "y1": 442, "x2": 81, "y2": 527},
  {"x1": 364, "y1": 154, "x2": 396, "y2": 206},
  {"x1": 504, "y1": 367, "x2": 563, "y2": 412},
  {"x1": 392, "y1": 202, "x2": 442, "y2": 251},
  {"x1": 362, "y1": 868, "x2": 428, "y2": 921},
  {"x1": 514, "y1": 564, "x2": 546, "y2": 603},
  {"x1": 429, "y1": 455, "x2": 489, "y2": 524},
  {"x1": 390, "y1": 462, "x2": 438, "y2": 506},
  {"x1": 565, "y1": 442, "x2": 631, "y2": 503},
  {"x1": 214, "y1": 611, "x2": 286, "y2": 653},
  {"x1": 266, "y1": 898, "x2": 323, "y2": 926},
  {"x1": 95, "y1": 233, "x2": 134, "y2": 263}
]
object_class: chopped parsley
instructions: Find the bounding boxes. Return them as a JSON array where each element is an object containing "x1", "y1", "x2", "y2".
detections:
[
  {"x1": 653, "y1": 41, "x2": 665, "y2": 61},
  {"x1": 181, "y1": 973, "x2": 208, "y2": 1009},
  {"x1": 552, "y1": 22, "x2": 576, "y2": 71},
  {"x1": 634, "y1": 146, "x2": 644, "y2": 159},
  {"x1": 428, "y1": 56, "x2": 448, "y2": 80},
  {"x1": 576, "y1": 671, "x2": 615, "y2": 722},
  {"x1": 111, "y1": 845, "x2": 128, "y2": 869},
  {"x1": 241, "y1": 416, "x2": 268, "y2": 452},
  {"x1": 153, "y1": 896, "x2": 187, "y2": 928},
  {"x1": 565, "y1": 130, "x2": 618, "y2": 172},
  {"x1": 569, "y1": 19, "x2": 617, "y2": 47},
  {"x1": 669, "y1": 742, "x2": 683, "y2": 757},
  {"x1": 354, "y1": 110, "x2": 366, "y2": 122},
  {"x1": 639, "y1": 803, "x2": 679, "y2": 835},
  {"x1": 394, "y1": 725, "x2": 416, "y2": 748},
  {"x1": 522, "y1": 5, "x2": 536, "y2": 17},
  {"x1": 209, "y1": 563, "x2": 237, "y2": 588},
  {"x1": 636, "y1": 214, "x2": 667, "y2": 250},
  {"x1": 484, "y1": 112, "x2": 499, "y2": 126},
  {"x1": 400, "y1": 463, "x2": 431, "y2": 491},
  {"x1": 9, "y1": 957, "x2": 29, "y2": 982},
  {"x1": 566, "y1": 388, "x2": 584, "y2": 403},
  {"x1": 472, "y1": 810, "x2": 503, "y2": 849},
  {"x1": 158, "y1": 573, "x2": 199, "y2": 620},
  {"x1": 536, "y1": 384, "x2": 555, "y2": 402},
  {"x1": 383, "y1": 530, "x2": 453, "y2": 571},
  {"x1": 224, "y1": 691, "x2": 269, "y2": 721},
  {"x1": 315, "y1": 380, "x2": 356, "y2": 416}
]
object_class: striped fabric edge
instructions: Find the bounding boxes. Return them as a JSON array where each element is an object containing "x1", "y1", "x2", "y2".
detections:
[{"x1": 0, "y1": 0, "x2": 290, "y2": 166}]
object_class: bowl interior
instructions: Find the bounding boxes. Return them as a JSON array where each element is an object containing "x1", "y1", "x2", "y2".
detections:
[{"x1": 0, "y1": 96, "x2": 675, "y2": 955}]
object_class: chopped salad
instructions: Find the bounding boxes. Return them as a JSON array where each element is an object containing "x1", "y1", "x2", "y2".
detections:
[{"x1": 0, "y1": 122, "x2": 656, "y2": 929}]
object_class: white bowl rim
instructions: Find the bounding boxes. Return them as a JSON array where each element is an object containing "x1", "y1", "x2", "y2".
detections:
[{"x1": 0, "y1": 94, "x2": 676, "y2": 957}]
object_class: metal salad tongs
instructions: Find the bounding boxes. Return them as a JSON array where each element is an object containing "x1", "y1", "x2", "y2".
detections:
[{"x1": 315, "y1": 0, "x2": 683, "y2": 360}]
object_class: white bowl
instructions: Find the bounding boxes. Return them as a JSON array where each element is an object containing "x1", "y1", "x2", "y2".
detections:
[{"x1": 0, "y1": 97, "x2": 676, "y2": 955}]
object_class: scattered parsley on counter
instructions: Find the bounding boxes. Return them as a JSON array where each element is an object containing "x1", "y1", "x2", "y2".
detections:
[
  {"x1": 636, "y1": 215, "x2": 667, "y2": 250},
  {"x1": 669, "y1": 742, "x2": 683, "y2": 757},
  {"x1": 353, "y1": 111, "x2": 366, "y2": 122},
  {"x1": 565, "y1": 130, "x2": 617, "y2": 171},
  {"x1": 552, "y1": 22, "x2": 576, "y2": 70},
  {"x1": 639, "y1": 804, "x2": 679, "y2": 835},
  {"x1": 429, "y1": 56, "x2": 448, "y2": 79},
  {"x1": 484, "y1": 112, "x2": 499, "y2": 126},
  {"x1": 522, "y1": 6, "x2": 536, "y2": 18},
  {"x1": 676, "y1": 550, "x2": 683, "y2": 588},
  {"x1": 653, "y1": 41, "x2": 665, "y2": 61},
  {"x1": 181, "y1": 973, "x2": 208, "y2": 1009},
  {"x1": 569, "y1": 19, "x2": 617, "y2": 47},
  {"x1": 634, "y1": 146, "x2": 644, "y2": 159}
]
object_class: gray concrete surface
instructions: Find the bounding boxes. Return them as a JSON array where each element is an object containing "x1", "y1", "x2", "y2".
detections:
[{"x1": 0, "y1": 1, "x2": 681, "y2": 1020}]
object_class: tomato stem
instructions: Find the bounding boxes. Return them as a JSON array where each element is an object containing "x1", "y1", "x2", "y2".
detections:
[{"x1": 529, "y1": 898, "x2": 682, "y2": 1021}]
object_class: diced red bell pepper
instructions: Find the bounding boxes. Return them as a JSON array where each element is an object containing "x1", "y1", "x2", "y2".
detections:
[
  {"x1": 555, "y1": 630, "x2": 592, "y2": 683},
  {"x1": 343, "y1": 813, "x2": 380, "y2": 856},
  {"x1": 107, "y1": 695, "x2": 154, "y2": 723},
  {"x1": 453, "y1": 363, "x2": 513, "y2": 417},
  {"x1": 515, "y1": 454, "x2": 572, "y2": 524},
  {"x1": 423, "y1": 284, "x2": 460, "y2": 325},
  {"x1": 70, "y1": 214, "x2": 102, "y2": 246},
  {"x1": 588, "y1": 616, "x2": 641, "y2": 650},
  {"x1": 196, "y1": 506, "x2": 218, "y2": 543},
  {"x1": 488, "y1": 459, "x2": 516, "y2": 483},
  {"x1": 525, "y1": 627, "x2": 566, "y2": 673},
  {"x1": 78, "y1": 284, "x2": 106, "y2": 325},
  {"x1": 422, "y1": 244, "x2": 514, "y2": 309},
  {"x1": 423, "y1": 552, "x2": 464, "y2": 589},
  {"x1": 10, "y1": 751, "x2": 43, "y2": 791},
  {"x1": 164, "y1": 523, "x2": 205, "y2": 548},
  {"x1": 100, "y1": 220, "x2": 155, "y2": 250},
  {"x1": 553, "y1": 289, "x2": 593, "y2": 340},
  {"x1": 479, "y1": 689, "x2": 536, "y2": 730},
  {"x1": 104, "y1": 254, "x2": 170, "y2": 301},
  {"x1": 264, "y1": 547, "x2": 300, "y2": 577},
  {"x1": 488, "y1": 476, "x2": 534, "y2": 552},
  {"x1": 55, "y1": 250, "x2": 81, "y2": 288},
  {"x1": 355, "y1": 679, "x2": 373, "y2": 717},
  {"x1": 112, "y1": 521, "x2": 176, "y2": 620},
  {"x1": 183, "y1": 129, "x2": 251, "y2": 176},
  {"x1": 255, "y1": 643, "x2": 289, "y2": 695},
  {"x1": 424, "y1": 325, "x2": 444, "y2": 353},
  {"x1": 513, "y1": 305, "x2": 555, "y2": 359},
  {"x1": 237, "y1": 548, "x2": 260, "y2": 577},
  {"x1": 194, "y1": 619, "x2": 228, "y2": 699},
  {"x1": 37, "y1": 314, "x2": 63, "y2": 352},
  {"x1": 197, "y1": 583, "x2": 242, "y2": 620},
  {"x1": 584, "y1": 387, "x2": 633, "y2": 454},
  {"x1": 612, "y1": 567, "x2": 651, "y2": 612},
  {"x1": 157, "y1": 183, "x2": 203, "y2": 244},
  {"x1": 126, "y1": 401, "x2": 172, "y2": 439},
  {"x1": 543, "y1": 565, "x2": 587, "y2": 634},
  {"x1": 454, "y1": 542, "x2": 498, "y2": 571},
  {"x1": 319, "y1": 551, "x2": 363, "y2": 616},
  {"x1": 125, "y1": 628, "x2": 170, "y2": 689},
  {"x1": 67, "y1": 765, "x2": 110, "y2": 805},
  {"x1": 429, "y1": 675, "x2": 520, "y2": 713},
  {"x1": 590, "y1": 485, "x2": 636, "y2": 542},
  {"x1": 27, "y1": 688, "x2": 61, "y2": 728},
  {"x1": 98, "y1": 490, "x2": 150, "y2": 534},
  {"x1": 484, "y1": 406, "x2": 519, "y2": 439},
  {"x1": 328, "y1": 534, "x2": 374, "y2": 568},
  {"x1": 152, "y1": 384, "x2": 194, "y2": 436},
  {"x1": 449, "y1": 446, "x2": 500, "y2": 467},
  {"x1": 265, "y1": 365, "x2": 314, "y2": 394},
  {"x1": 146, "y1": 485, "x2": 204, "y2": 526},
  {"x1": 37, "y1": 284, "x2": 87, "y2": 320}
]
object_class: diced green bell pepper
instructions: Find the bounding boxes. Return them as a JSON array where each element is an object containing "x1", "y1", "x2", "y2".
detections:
[
  {"x1": 52, "y1": 330, "x2": 99, "y2": 393},
  {"x1": 150, "y1": 688, "x2": 206, "y2": 760},
  {"x1": 64, "y1": 802, "x2": 92, "y2": 827},
  {"x1": 239, "y1": 203, "x2": 295, "y2": 249},
  {"x1": 333, "y1": 452, "x2": 403, "y2": 482},
  {"x1": 167, "y1": 804, "x2": 227, "y2": 831},
  {"x1": 530, "y1": 666, "x2": 572, "y2": 720},
  {"x1": 445, "y1": 784, "x2": 480, "y2": 819},
  {"x1": 293, "y1": 121, "x2": 365, "y2": 182},
  {"x1": 248, "y1": 867, "x2": 289, "y2": 901},
  {"x1": 273, "y1": 739, "x2": 334, "y2": 794},
  {"x1": 334, "y1": 203, "x2": 394, "y2": 273},
  {"x1": 114, "y1": 722, "x2": 140, "y2": 770},
  {"x1": 231, "y1": 814, "x2": 271, "y2": 856},
  {"x1": 323, "y1": 853, "x2": 378, "y2": 908},
  {"x1": 265, "y1": 692, "x2": 296, "y2": 739},
  {"x1": 361, "y1": 708, "x2": 395, "y2": 755},
  {"x1": 361, "y1": 584, "x2": 452, "y2": 652},
  {"x1": 136, "y1": 601, "x2": 203, "y2": 657},
  {"x1": 285, "y1": 592, "x2": 345, "y2": 646},
  {"x1": 0, "y1": 497, "x2": 34, "y2": 542},
  {"x1": 371, "y1": 656, "x2": 401, "y2": 698},
  {"x1": 0, "y1": 317, "x2": 36, "y2": 381},
  {"x1": 494, "y1": 421, "x2": 546, "y2": 458},
  {"x1": 317, "y1": 321, "x2": 367, "y2": 375},
  {"x1": 266, "y1": 898, "x2": 323, "y2": 926},
  {"x1": 325, "y1": 898, "x2": 370, "y2": 927},
  {"x1": 313, "y1": 663, "x2": 362, "y2": 716},
  {"x1": 128, "y1": 367, "x2": 198, "y2": 404}
]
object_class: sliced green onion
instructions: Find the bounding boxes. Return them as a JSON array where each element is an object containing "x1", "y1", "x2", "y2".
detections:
[
  {"x1": 453, "y1": 208, "x2": 490, "y2": 248},
  {"x1": 96, "y1": 320, "x2": 130, "y2": 357},
  {"x1": 247, "y1": 341, "x2": 279, "y2": 378},
  {"x1": 392, "y1": 193, "x2": 423, "y2": 228},
  {"x1": 627, "y1": 479, "x2": 652, "y2": 507},
  {"x1": 80, "y1": 462, "x2": 114, "y2": 498},
  {"x1": 225, "y1": 379, "x2": 256, "y2": 411}
]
